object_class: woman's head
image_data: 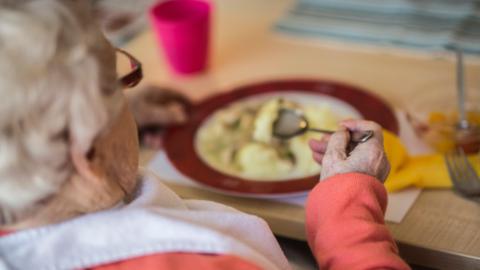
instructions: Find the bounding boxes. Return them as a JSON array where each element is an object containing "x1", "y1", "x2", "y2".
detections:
[{"x1": 0, "y1": 0, "x2": 139, "y2": 227}]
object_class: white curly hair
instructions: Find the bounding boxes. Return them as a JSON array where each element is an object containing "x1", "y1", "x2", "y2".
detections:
[{"x1": 0, "y1": 0, "x2": 122, "y2": 224}]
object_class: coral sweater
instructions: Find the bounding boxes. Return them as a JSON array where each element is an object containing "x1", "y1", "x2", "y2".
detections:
[{"x1": 1, "y1": 173, "x2": 410, "y2": 270}]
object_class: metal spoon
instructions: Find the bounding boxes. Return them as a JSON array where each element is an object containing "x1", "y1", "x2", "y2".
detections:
[
  {"x1": 456, "y1": 47, "x2": 469, "y2": 130},
  {"x1": 272, "y1": 108, "x2": 374, "y2": 143},
  {"x1": 454, "y1": 48, "x2": 480, "y2": 153}
]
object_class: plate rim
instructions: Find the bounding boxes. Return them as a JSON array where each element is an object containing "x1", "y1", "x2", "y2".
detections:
[{"x1": 163, "y1": 79, "x2": 399, "y2": 196}]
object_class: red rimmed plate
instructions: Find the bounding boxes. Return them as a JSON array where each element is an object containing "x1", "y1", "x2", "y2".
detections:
[{"x1": 163, "y1": 79, "x2": 398, "y2": 196}]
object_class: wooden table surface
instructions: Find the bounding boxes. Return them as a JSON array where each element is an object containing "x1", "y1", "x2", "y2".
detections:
[{"x1": 128, "y1": 1, "x2": 480, "y2": 269}]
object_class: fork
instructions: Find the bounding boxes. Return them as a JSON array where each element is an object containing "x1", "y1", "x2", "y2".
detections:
[{"x1": 444, "y1": 148, "x2": 480, "y2": 200}]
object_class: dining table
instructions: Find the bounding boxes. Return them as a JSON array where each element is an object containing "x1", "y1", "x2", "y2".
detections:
[{"x1": 124, "y1": 0, "x2": 480, "y2": 269}]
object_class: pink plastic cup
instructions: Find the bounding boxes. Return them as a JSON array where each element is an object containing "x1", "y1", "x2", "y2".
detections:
[{"x1": 149, "y1": 0, "x2": 211, "y2": 75}]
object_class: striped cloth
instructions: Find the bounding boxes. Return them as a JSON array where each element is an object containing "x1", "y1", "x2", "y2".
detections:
[{"x1": 275, "y1": 0, "x2": 480, "y2": 54}]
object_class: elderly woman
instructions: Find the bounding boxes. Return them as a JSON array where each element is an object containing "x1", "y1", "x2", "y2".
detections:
[{"x1": 0, "y1": 1, "x2": 410, "y2": 270}]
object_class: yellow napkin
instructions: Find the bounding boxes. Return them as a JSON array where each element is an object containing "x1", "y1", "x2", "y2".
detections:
[{"x1": 383, "y1": 130, "x2": 480, "y2": 192}]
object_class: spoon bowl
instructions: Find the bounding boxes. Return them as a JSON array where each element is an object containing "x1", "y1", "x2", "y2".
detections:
[{"x1": 272, "y1": 108, "x2": 373, "y2": 143}]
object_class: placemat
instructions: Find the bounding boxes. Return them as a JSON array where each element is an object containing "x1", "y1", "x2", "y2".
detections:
[{"x1": 275, "y1": 0, "x2": 480, "y2": 55}]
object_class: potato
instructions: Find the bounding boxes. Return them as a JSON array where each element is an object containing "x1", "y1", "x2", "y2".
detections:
[
  {"x1": 236, "y1": 143, "x2": 292, "y2": 179},
  {"x1": 252, "y1": 99, "x2": 281, "y2": 144},
  {"x1": 304, "y1": 104, "x2": 338, "y2": 131},
  {"x1": 289, "y1": 134, "x2": 321, "y2": 177}
]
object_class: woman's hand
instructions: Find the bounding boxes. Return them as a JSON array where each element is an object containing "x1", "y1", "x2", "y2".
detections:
[
  {"x1": 309, "y1": 120, "x2": 390, "y2": 182},
  {"x1": 126, "y1": 85, "x2": 190, "y2": 127},
  {"x1": 126, "y1": 85, "x2": 190, "y2": 149}
]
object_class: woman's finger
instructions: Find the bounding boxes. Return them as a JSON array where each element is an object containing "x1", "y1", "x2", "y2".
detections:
[
  {"x1": 143, "y1": 133, "x2": 164, "y2": 149},
  {"x1": 308, "y1": 139, "x2": 328, "y2": 153},
  {"x1": 149, "y1": 103, "x2": 187, "y2": 123},
  {"x1": 143, "y1": 87, "x2": 191, "y2": 108},
  {"x1": 135, "y1": 102, "x2": 187, "y2": 126},
  {"x1": 340, "y1": 119, "x2": 383, "y2": 142},
  {"x1": 324, "y1": 128, "x2": 350, "y2": 162},
  {"x1": 313, "y1": 152, "x2": 324, "y2": 164},
  {"x1": 127, "y1": 85, "x2": 192, "y2": 127}
]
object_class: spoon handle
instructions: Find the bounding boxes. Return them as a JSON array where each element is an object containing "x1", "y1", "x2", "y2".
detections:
[
  {"x1": 456, "y1": 48, "x2": 469, "y2": 129},
  {"x1": 308, "y1": 128, "x2": 374, "y2": 143},
  {"x1": 306, "y1": 128, "x2": 334, "y2": 135}
]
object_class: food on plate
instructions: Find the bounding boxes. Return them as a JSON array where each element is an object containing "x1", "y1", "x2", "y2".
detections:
[{"x1": 196, "y1": 98, "x2": 344, "y2": 180}]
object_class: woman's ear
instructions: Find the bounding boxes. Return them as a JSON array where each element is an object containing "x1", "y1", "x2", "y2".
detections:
[
  {"x1": 69, "y1": 104, "x2": 140, "y2": 190},
  {"x1": 70, "y1": 143, "x2": 100, "y2": 185}
]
